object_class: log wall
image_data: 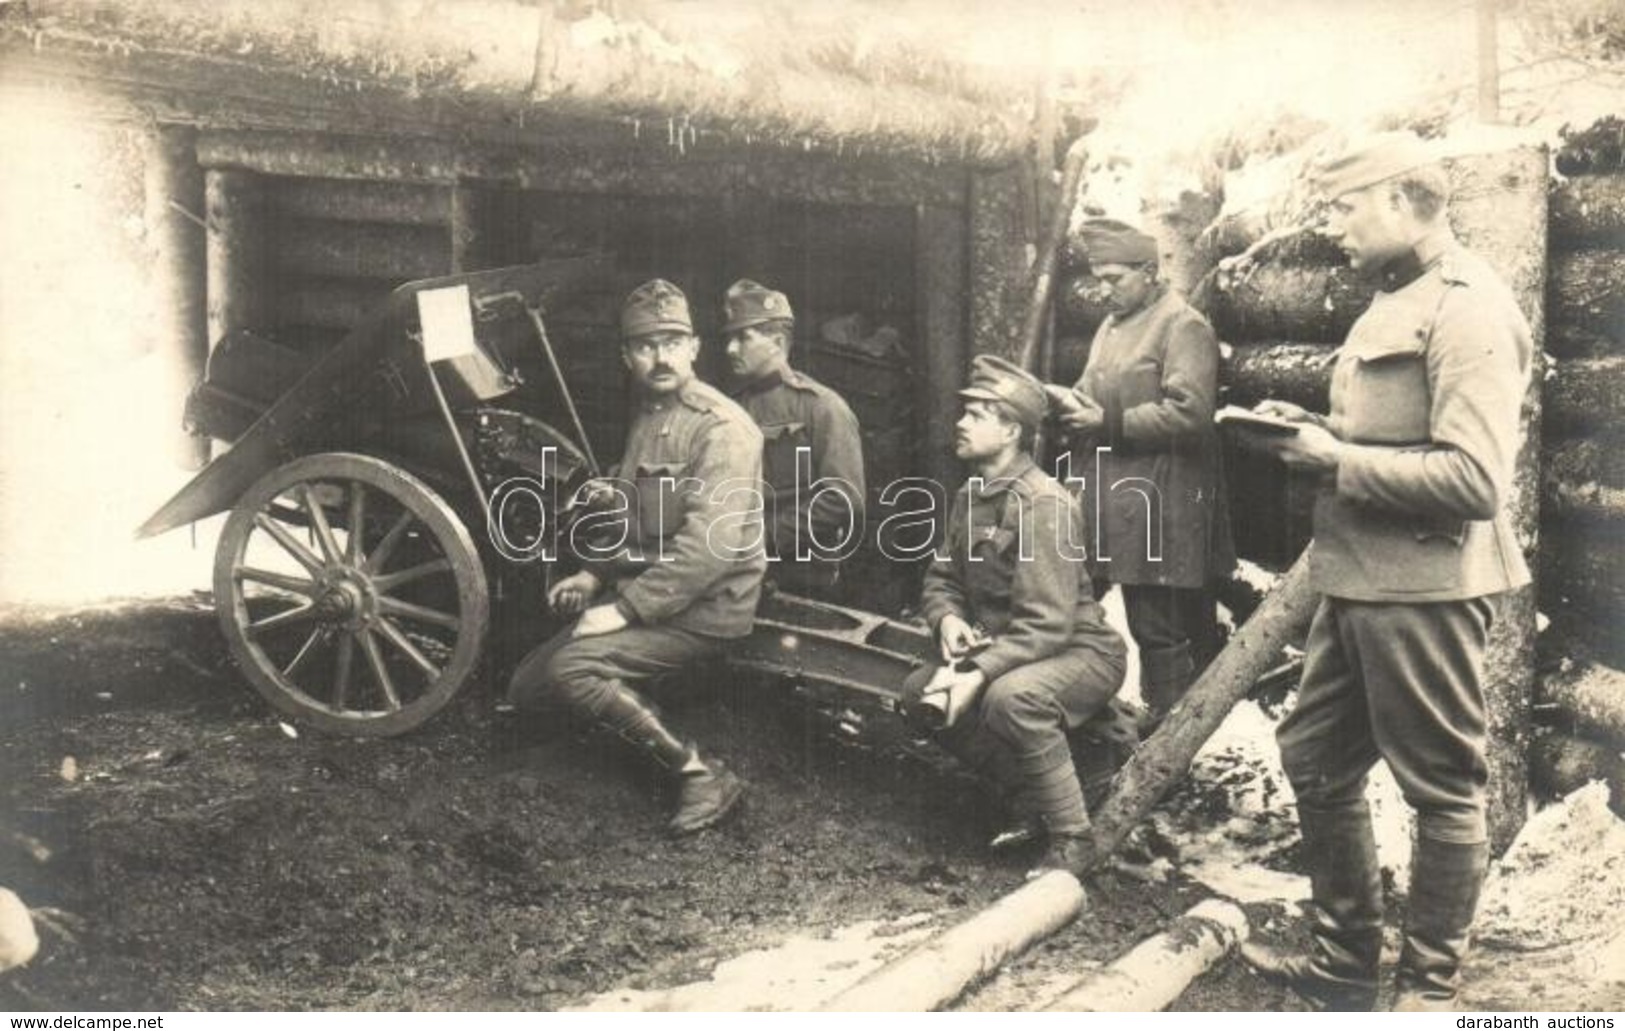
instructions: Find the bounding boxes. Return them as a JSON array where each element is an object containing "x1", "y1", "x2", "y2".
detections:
[{"x1": 1542, "y1": 166, "x2": 1625, "y2": 664}]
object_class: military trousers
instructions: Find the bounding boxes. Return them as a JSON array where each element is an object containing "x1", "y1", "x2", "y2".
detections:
[
  {"x1": 1278, "y1": 595, "x2": 1497, "y2": 845},
  {"x1": 507, "y1": 623, "x2": 726, "y2": 718},
  {"x1": 900, "y1": 644, "x2": 1126, "y2": 775}
]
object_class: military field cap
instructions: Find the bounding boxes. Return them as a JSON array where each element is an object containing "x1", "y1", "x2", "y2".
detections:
[
  {"x1": 959, "y1": 353, "x2": 1047, "y2": 431},
  {"x1": 723, "y1": 279, "x2": 794, "y2": 333},
  {"x1": 1313, "y1": 131, "x2": 1438, "y2": 200},
  {"x1": 621, "y1": 279, "x2": 693, "y2": 339},
  {"x1": 1079, "y1": 217, "x2": 1158, "y2": 266}
]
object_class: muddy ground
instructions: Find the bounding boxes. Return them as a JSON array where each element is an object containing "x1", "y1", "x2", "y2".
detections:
[{"x1": 1, "y1": 597, "x2": 1308, "y2": 1011}]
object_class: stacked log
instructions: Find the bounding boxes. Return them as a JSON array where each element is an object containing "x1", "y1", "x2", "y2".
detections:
[
  {"x1": 1532, "y1": 658, "x2": 1625, "y2": 818},
  {"x1": 1543, "y1": 155, "x2": 1625, "y2": 662}
]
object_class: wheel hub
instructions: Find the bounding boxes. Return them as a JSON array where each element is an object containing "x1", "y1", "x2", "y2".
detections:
[{"x1": 314, "y1": 574, "x2": 372, "y2": 627}]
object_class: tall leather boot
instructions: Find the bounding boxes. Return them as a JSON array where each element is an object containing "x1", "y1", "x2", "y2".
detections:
[
  {"x1": 1391, "y1": 836, "x2": 1489, "y2": 1011},
  {"x1": 585, "y1": 679, "x2": 743, "y2": 836},
  {"x1": 1139, "y1": 642, "x2": 1196, "y2": 727},
  {"x1": 935, "y1": 720, "x2": 1043, "y2": 850},
  {"x1": 1016, "y1": 744, "x2": 1091, "y2": 876},
  {"x1": 1239, "y1": 801, "x2": 1384, "y2": 1010}
]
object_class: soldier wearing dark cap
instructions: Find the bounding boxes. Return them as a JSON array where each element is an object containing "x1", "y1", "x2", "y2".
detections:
[
  {"x1": 1048, "y1": 217, "x2": 1234, "y2": 723},
  {"x1": 722, "y1": 279, "x2": 866, "y2": 598},
  {"x1": 507, "y1": 279, "x2": 767, "y2": 835},
  {"x1": 1238, "y1": 133, "x2": 1533, "y2": 1010},
  {"x1": 900, "y1": 355, "x2": 1127, "y2": 874}
]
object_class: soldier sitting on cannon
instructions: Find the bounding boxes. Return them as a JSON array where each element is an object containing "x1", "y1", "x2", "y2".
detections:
[
  {"x1": 506, "y1": 279, "x2": 767, "y2": 835},
  {"x1": 900, "y1": 354, "x2": 1128, "y2": 874}
]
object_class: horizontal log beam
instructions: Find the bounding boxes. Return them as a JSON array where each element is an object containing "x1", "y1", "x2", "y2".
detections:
[
  {"x1": 1530, "y1": 731, "x2": 1625, "y2": 817},
  {"x1": 277, "y1": 280, "x2": 393, "y2": 330},
  {"x1": 1209, "y1": 260, "x2": 1374, "y2": 344},
  {"x1": 1540, "y1": 660, "x2": 1625, "y2": 749},
  {"x1": 197, "y1": 129, "x2": 969, "y2": 209},
  {"x1": 1551, "y1": 250, "x2": 1625, "y2": 342},
  {"x1": 1543, "y1": 436, "x2": 1625, "y2": 522},
  {"x1": 1543, "y1": 356, "x2": 1625, "y2": 434},
  {"x1": 1548, "y1": 321, "x2": 1623, "y2": 360},
  {"x1": 270, "y1": 219, "x2": 448, "y2": 281},
  {"x1": 1220, "y1": 341, "x2": 1334, "y2": 410},
  {"x1": 1540, "y1": 515, "x2": 1625, "y2": 633},
  {"x1": 271, "y1": 179, "x2": 450, "y2": 226}
]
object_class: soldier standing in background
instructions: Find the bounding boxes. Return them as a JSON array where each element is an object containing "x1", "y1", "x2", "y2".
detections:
[
  {"x1": 1048, "y1": 218, "x2": 1234, "y2": 725},
  {"x1": 723, "y1": 279, "x2": 866, "y2": 599},
  {"x1": 1238, "y1": 133, "x2": 1533, "y2": 1010}
]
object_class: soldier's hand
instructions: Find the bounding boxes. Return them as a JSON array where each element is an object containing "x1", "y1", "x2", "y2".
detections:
[
  {"x1": 572, "y1": 601, "x2": 629, "y2": 639},
  {"x1": 574, "y1": 478, "x2": 618, "y2": 510},
  {"x1": 938, "y1": 614, "x2": 981, "y2": 662},
  {"x1": 1253, "y1": 399, "x2": 1314, "y2": 424},
  {"x1": 1273, "y1": 422, "x2": 1345, "y2": 472},
  {"x1": 548, "y1": 570, "x2": 603, "y2": 615},
  {"x1": 1043, "y1": 383, "x2": 1080, "y2": 409},
  {"x1": 1059, "y1": 401, "x2": 1105, "y2": 433}
]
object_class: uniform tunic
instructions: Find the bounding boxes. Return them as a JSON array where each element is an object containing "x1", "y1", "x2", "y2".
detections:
[
  {"x1": 585, "y1": 377, "x2": 768, "y2": 639},
  {"x1": 1279, "y1": 234, "x2": 1533, "y2": 845},
  {"x1": 510, "y1": 377, "x2": 767, "y2": 712},
  {"x1": 732, "y1": 368, "x2": 866, "y2": 565},
  {"x1": 909, "y1": 455, "x2": 1126, "y2": 766}
]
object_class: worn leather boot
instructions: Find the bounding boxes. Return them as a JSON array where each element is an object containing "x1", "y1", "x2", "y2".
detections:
[
  {"x1": 1139, "y1": 642, "x2": 1196, "y2": 726},
  {"x1": 582, "y1": 679, "x2": 743, "y2": 834},
  {"x1": 1390, "y1": 836, "x2": 1489, "y2": 1011},
  {"x1": 1016, "y1": 745, "x2": 1091, "y2": 879},
  {"x1": 1239, "y1": 802, "x2": 1383, "y2": 1011},
  {"x1": 670, "y1": 759, "x2": 744, "y2": 836}
]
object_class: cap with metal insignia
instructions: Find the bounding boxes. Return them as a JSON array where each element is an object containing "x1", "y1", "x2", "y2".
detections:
[
  {"x1": 622, "y1": 279, "x2": 694, "y2": 339},
  {"x1": 722, "y1": 279, "x2": 795, "y2": 333}
]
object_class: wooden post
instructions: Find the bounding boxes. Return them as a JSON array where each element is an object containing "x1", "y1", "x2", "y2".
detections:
[
  {"x1": 819, "y1": 870, "x2": 1087, "y2": 1011},
  {"x1": 144, "y1": 124, "x2": 209, "y2": 469},
  {"x1": 449, "y1": 181, "x2": 483, "y2": 274},
  {"x1": 1077, "y1": 549, "x2": 1319, "y2": 873},
  {"x1": 1040, "y1": 899, "x2": 1248, "y2": 1011},
  {"x1": 204, "y1": 168, "x2": 267, "y2": 362},
  {"x1": 1477, "y1": 0, "x2": 1501, "y2": 125},
  {"x1": 968, "y1": 166, "x2": 1029, "y2": 360},
  {"x1": 1446, "y1": 145, "x2": 1546, "y2": 852},
  {"x1": 917, "y1": 203, "x2": 970, "y2": 493}
]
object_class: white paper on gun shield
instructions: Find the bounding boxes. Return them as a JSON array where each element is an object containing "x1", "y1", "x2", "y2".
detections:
[{"x1": 416, "y1": 284, "x2": 479, "y2": 363}]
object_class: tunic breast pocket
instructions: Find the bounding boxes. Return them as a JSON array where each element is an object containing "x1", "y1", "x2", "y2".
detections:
[
  {"x1": 1343, "y1": 343, "x2": 1431, "y2": 445},
  {"x1": 1115, "y1": 358, "x2": 1164, "y2": 408},
  {"x1": 966, "y1": 525, "x2": 1018, "y2": 609},
  {"x1": 632, "y1": 462, "x2": 694, "y2": 539},
  {"x1": 760, "y1": 421, "x2": 809, "y2": 492}
]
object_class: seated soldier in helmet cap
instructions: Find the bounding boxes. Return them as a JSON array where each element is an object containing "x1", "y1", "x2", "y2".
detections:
[
  {"x1": 722, "y1": 279, "x2": 865, "y2": 599},
  {"x1": 900, "y1": 354, "x2": 1127, "y2": 875},
  {"x1": 506, "y1": 279, "x2": 767, "y2": 835}
]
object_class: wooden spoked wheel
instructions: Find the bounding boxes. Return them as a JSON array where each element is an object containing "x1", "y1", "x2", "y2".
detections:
[{"x1": 213, "y1": 453, "x2": 490, "y2": 736}]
